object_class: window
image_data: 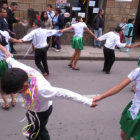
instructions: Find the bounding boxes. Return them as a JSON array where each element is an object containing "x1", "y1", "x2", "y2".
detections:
[{"x1": 56, "y1": 0, "x2": 104, "y2": 28}]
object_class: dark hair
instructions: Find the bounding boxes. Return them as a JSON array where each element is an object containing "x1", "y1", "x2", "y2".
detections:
[
  {"x1": 40, "y1": 11, "x2": 48, "y2": 21},
  {"x1": 10, "y1": 2, "x2": 18, "y2": 7},
  {"x1": 55, "y1": 8, "x2": 61, "y2": 14},
  {"x1": 115, "y1": 26, "x2": 122, "y2": 32},
  {"x1": 127, "y1": 18, "x2": 135, "y2": 24},
  {"x1": 1, "y1": 68, "x2": 28, "y2": 94},
  {"x1": 27, "y1": 8, "x2": 36, "y2": 27},
  {"x1": 98, "y1": 9, "x2": 104, "y2": 14},
  {"x1": 35, "y1": 11, "x2": 39, "y2": 15},
  {"x1": 34, "y1": 19, "x2": 42, "y2": 27},
  {"x1": 0, "y1": 7, "x2": 6, "y2": 12},
  {"x1": 47, "y1": 4, "x2": 52, "y2": 8},
  {"x1": 76, "y1": 16, "x2": 82, "y2": 22}
]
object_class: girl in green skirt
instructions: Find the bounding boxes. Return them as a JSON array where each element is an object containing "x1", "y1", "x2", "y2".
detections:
[
  {"x1": 60, "y1": 16, "x2": 98, "y2": 70},
  {"x1": 93, "y1": 59, "x2": 140, "y2": 140}
]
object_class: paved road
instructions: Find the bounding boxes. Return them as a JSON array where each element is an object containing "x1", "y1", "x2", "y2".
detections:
[{"x1": 0, "y1": 60, "x2": 137, "y2": 140}]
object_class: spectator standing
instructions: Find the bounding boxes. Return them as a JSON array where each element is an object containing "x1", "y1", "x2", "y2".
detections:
[
  {"x1": 125, "y1": 18, "x2": 135, "y2": 53},
  {"x1": 41, "y1": 11, "x2": 53, "y2": 48},
  {"x1": 0, "y1": 8, "x2": 9, "y2": 32},
  {"x1": 52, "y1": 8, "x2": 64, "y2": 52},
  {"x1": 119, "y1": 17, "x2": 127, "y2": 43},
  {"x1": 1, "y1": 2, "x2": 8, "y2": 9},
  {"x1": 6, "y1": 2, "x2": 19, "y2": 54},
  {"x1": 35, "y1": 11, "x2": 40, "y2": 20},
  {"x1": 46, "y1": 4, "x2": 55, "y2": 20},
  {"x1": 92, "y1": 9, "x2": 104, "y2": 48}
]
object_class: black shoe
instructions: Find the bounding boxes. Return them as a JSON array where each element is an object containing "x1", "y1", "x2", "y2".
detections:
[
  {"x1": 11, "y1": 50, "x2": 17, "y2": 54},
  {"x1": 105, "y1": 71, "x2": 110, "y2": 74}
]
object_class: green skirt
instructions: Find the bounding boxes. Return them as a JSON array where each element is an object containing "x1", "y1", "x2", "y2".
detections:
[
  {"x1": 72, "y1": 37, "x2": 84, "y2": 50},
  {"x1": 120, "y1": 101, "x2": 140, "y2": 140},
  {"x1": 0, "y1": 60, "x2": 8, "y2": 80}
]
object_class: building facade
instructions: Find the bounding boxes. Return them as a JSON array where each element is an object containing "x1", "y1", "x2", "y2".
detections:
[{"x1": 1, "y1": 0, "x2": 140, "y2": 45}]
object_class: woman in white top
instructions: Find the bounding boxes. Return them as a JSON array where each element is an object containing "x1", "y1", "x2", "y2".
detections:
[
  {"x1": 60, "y1": 16, "x2": 98, "y2": 70},
  {"x1": 93, "y1": 66, "x2": 140, "y2": 140}
]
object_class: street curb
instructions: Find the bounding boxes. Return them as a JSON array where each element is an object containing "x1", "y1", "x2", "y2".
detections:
[{"x1": 14, "y1": 54, "x2": 138, "y2": 61}]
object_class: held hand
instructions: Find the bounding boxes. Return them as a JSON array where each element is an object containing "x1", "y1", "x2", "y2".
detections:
[
  {"x1": 93, "y1": 95, "x2": 102, "y2": 102},
  {"x1": 59, "y1": 30, "x2": 63, "y2": 33},
  {"x1": 91, "y1": 100, "x2": 98, "y2": 108},
  {"x1": 126, "y1": 45, "x2": 131, "y2": 48},
  {"x1": 96, "y1": 38, "x2": 99, "y2": 41},
  {"x1": 18, "y1": 39, "x2": 23, "y2": 43},
  {"x1": 6, "y1": 52, "x2": 12, "y2": 57}
]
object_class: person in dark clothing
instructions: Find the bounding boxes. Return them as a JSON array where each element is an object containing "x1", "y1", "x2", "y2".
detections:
[
  {"x1": 0, "y1": 8, "x2": 9, "y2": 31},
  {"x1": 52, "y1": 8, "x2": 64, "y2": 51},
  {"x1": 6, "y1": 2, "x2": 19, "y2": 54},
  {"x1": 92, "y1": 9, "x2": 104, "y2": 48}
]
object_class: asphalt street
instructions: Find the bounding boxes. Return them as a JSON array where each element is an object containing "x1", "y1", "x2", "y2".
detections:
[{"x1": 0, "y1": 60, "x2": 137, "y2": 140}]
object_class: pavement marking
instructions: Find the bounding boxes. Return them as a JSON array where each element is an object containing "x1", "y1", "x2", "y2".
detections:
[{"x1": 0, "y1": 94, "x2": 100, "y2": 103}]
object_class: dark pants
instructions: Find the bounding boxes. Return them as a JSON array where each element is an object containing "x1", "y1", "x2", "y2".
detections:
[
  {"x1": 26, "y1": 106, "x2": 53, "y2": 140},
  {"x1": 103, "y1": 47, "x2": 115, "y2": 73},
  {"x1": 35, "y1": 47, "x2": 49, "y2": 75},
  {"x1": 10, "y1": 33, "x2": 16, "y2": 53},
  {"x1": 52, "y1": 36, "x2": 61, "y2": 50}
]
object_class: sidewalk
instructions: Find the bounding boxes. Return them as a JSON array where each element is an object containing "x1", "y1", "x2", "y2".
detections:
[{"x1": 13, "y1": 43, "x2": 140, "y2": 61}]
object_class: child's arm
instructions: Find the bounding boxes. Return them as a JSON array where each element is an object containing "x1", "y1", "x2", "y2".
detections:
[
  {"x1": 45, "y1": 29, "x2": 59, "y2": 37},
  {"x1": 129, "y1": 43, "x2": 140, "y2": 48},
  {"x1": 98, "y1": 32, "x2": 109, "y2": 41},
  {"x1": 93, "y1": 77, "x2": 131, "y2": 102},
  {"x1": 85, "y1": 27, "x2": 98, "y2": 40},
  {"x1": 0, "y1": 44, "x2": 11, "y2": 57},
  {"x1": 60, "y1": 26, "x2": 73, "y2": 33},
  {"x1": 9, "y1": 37, "x2": 22, "y2": 43},
  {"x1": 40, "y1": 86, "x2": 97, "y2": 107}
]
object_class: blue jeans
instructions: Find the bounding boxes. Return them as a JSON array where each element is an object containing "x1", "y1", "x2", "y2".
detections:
[{"x1": 93, "y1": 28, "x2": 103, "y2": 47}]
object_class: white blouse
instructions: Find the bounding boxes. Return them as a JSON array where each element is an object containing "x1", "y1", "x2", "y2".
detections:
[
  {"x1": 72, "y1": 22, "x2": 87, "y2": 37},
  {"x1": 128, "y1": 67, "x2": 140, "y2": 119}
]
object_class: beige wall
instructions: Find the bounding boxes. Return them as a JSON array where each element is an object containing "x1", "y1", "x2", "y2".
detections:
[
  {"x1": 7, "y1": 0, "x2": 56, "y2": 19},
  {"x1": 105, "y1": 0, "x2": 139, "y2": 32}
]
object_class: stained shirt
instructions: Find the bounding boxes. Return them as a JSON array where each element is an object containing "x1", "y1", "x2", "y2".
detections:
[
  {"x1": 6, "y1": 57, "x2": 93, "y2": 112},
  {"x1": 98, "y1": 31, "x2": 126, "y2": 50},
  {"x1": 22, "y1": 28, "x2": 58, "y2": 48},
  {"x1": 128, "y1": 67, "x2": 140, "y2": 120},
  {"x1": 72, "y1": 22, "x2": 87, "y2": 37}
]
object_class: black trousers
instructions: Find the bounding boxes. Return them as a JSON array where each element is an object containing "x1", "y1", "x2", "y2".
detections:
[
  {"x1": 103, "y1": 47, "x2": 115, "y2": 73},
  {"x1": 35, "y1": 47, "x2": 49, "y2": 75},
  {"x1": 26, "y1": 106, "x2": 53, "y2": 140}
]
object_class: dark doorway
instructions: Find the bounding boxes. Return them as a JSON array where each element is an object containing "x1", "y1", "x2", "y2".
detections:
[{"x1": 133, "y1": 0, "x2": 140, "y2": 42}]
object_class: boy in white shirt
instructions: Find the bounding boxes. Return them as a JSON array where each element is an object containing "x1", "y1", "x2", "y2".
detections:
[
  {"x1": 1, "y1": 57, "x2": 97, "y2": 140},
  {"x1": 20, "y1": 20, "x2": 58, "y2": 77},
  {"x1": 98, "y1": 26, "x2": 130, "y2": 74}
]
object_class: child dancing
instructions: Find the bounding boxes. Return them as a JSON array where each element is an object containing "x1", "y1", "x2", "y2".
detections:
[
  {"x1": 93, "y1": 65, "x2": 140, "y2": 140},
  {"x1": 20, "y1": 20, "x2": 58, "y2": 77},
  {"x1": 1, "y1": 57, "x2": 97, "y2": 140},
  {"x1": 60, "y1": 16, "x2": 98, "y2": 70}
]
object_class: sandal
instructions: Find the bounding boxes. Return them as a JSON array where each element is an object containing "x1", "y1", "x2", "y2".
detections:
[
  {"x1": 72, "y1": 67, "x2": 79, "y2": 70},
  {"x1": 1, "y1": 104, "x2": 10, "y2": 110},
  {"x1": 11, "y1": 101, "x2": 16, "y2": 107},
  {"x1": 68, "y1": 64, "x2": 72, "y2": 68}
]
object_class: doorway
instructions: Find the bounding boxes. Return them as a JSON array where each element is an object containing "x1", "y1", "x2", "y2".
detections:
[{"x1": 134, "y1": 0, "x2": 140, "y2": 42}]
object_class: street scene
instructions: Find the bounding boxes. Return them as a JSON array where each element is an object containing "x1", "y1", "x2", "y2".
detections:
[
  {"x1": 0, "y1": 60, "x2": 137, "y2": 140},
  {"x1": 0, "y1": 0, "x2": 140, "y2": 140}
]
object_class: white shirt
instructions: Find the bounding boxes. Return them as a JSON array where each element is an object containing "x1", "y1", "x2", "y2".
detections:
[
  {"x1": 72, "y1": 22, "x2": 87, "y2": 37},
  {"x1": 128, "y1": 67, "x2": 140, "y2": 119},
  {"x1": 22, "y1": 28, "x2": 58, "y2": 49},
  {"x1": 98, "y1": 31, "x2": 126, "y2": 50},
  {"x1": 47, "y1": 11, "x2": 55, "y2": 20},
  {"x1": 0, "y1": 31, "x2": 10, "y2": 61},
  {"x1": 6, "y1": 57, "x2": 93, "y2": 112}
]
